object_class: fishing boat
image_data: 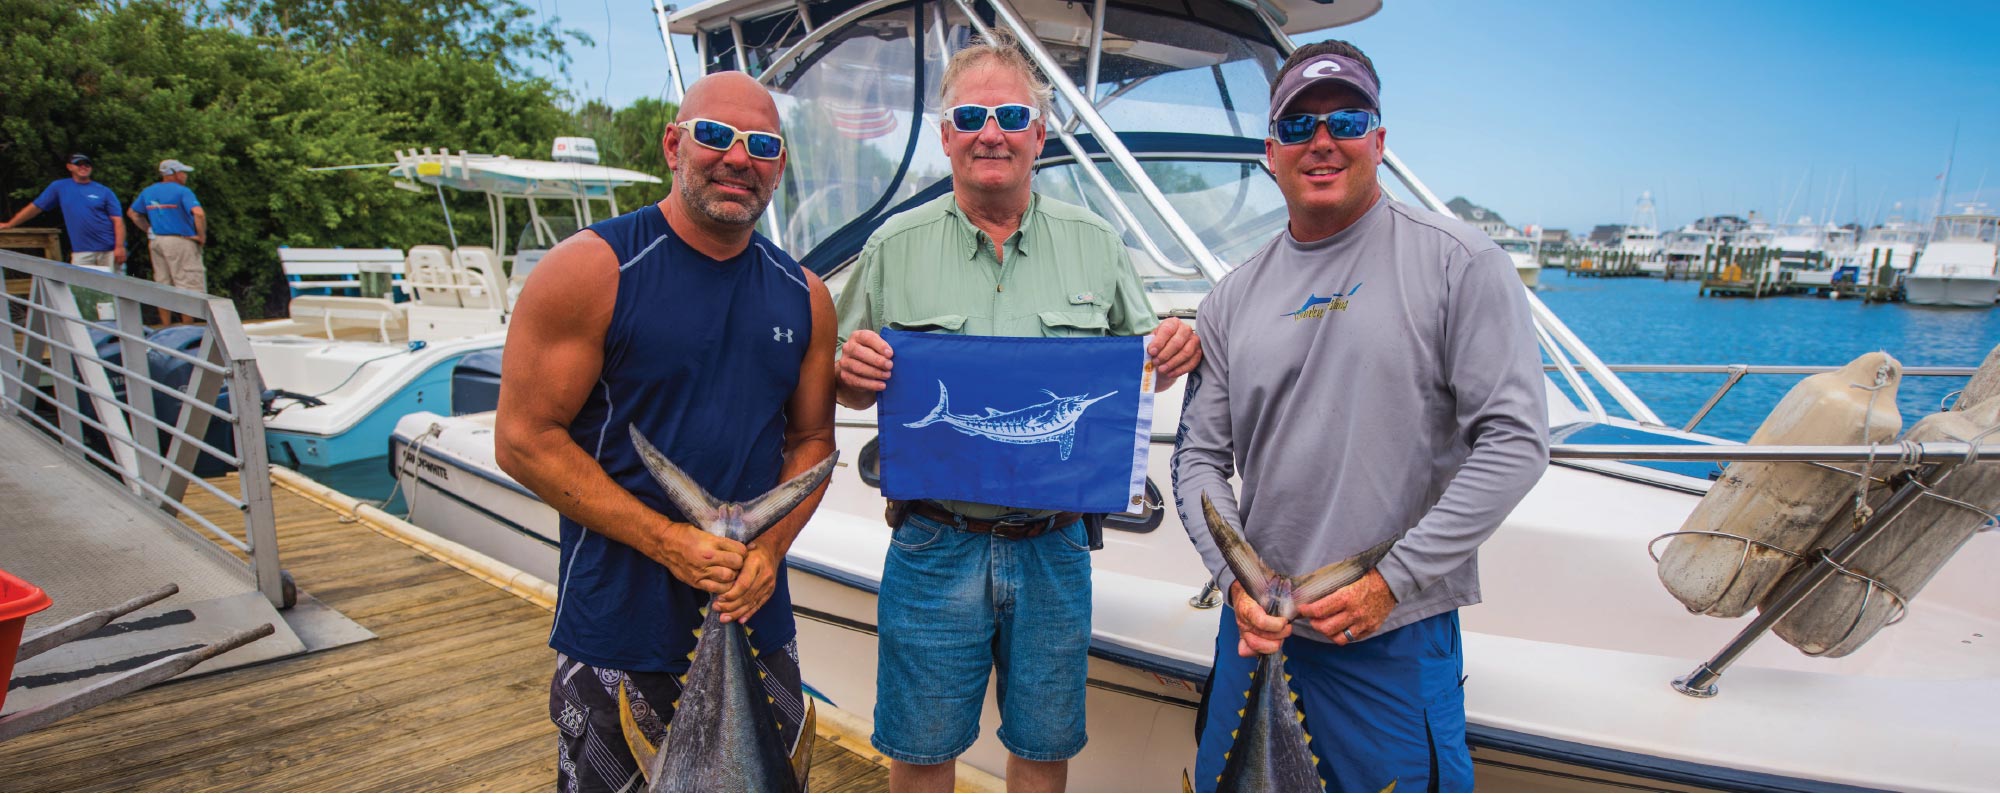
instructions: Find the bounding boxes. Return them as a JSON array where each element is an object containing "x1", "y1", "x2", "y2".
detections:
[
  {"x1": 1620, "y1": 191, "x2": 1664, "y2": 273},
  {"x1": 251, "y1": 145, "x2": 660, "y2": 469},
  {"x1": 1905, "y1": 208, "x2": 2000, "y2": 308},
  {"x1": 385, "y1": 0, "x2": 2000, "y2": 789},
  {"x1": 1493, "y1": 231, "x2": 1542, "y2": 288}
]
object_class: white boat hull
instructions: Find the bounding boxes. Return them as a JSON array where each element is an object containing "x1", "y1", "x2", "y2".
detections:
[
  {"x1": 1904, "y1": 274, "x2": 2000, "y2": 307},
  {"x1": 388, "y1": 407, "x2": 2000, "y2": 792}
]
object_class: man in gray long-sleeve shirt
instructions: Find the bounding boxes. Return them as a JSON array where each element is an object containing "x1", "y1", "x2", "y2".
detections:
[{"x1": 1171, "y1": 40, "x2": 1548, "y2": 792}]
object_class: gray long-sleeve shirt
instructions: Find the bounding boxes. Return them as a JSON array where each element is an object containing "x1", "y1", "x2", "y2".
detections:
[{"x1": 1170, "y1": 196, "x2": 1549, "y2": 639}]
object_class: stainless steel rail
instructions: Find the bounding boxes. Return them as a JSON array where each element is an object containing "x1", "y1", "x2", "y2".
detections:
[{"x1": 0, "y1": 249, "x2": 284, "y2": 608}]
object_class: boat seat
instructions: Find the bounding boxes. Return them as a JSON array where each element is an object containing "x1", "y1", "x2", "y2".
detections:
[
  {"x1": 287, "y1": 295, "x2": 409, "y2": 342},
  {"x1": 406, "y1": 246, "x2": 459, "y2": 308},
  {"x1": 278, "y1": 247, "x2": 406, "y2": 298},
  {"x1": 452, "y1": 247, "x2": 507, "y2": 311}
]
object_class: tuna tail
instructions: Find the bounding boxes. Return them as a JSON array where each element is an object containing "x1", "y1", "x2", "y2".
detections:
[
  {"x1": 733, "y1": 451, "x2": 840, "y2": 544},
  {"x1": 1200, "y1": 492, "x2": 1280, "y2": 613},
  {"x1": 1289, "y1": 537, "x2": 1398, "y2": 605},
  {"x1": 632, "y1": 425, "x2": 724, "y2": 528},
  {"x1": 632, "y1": 424, "x2": 839, "y2": 544},
  {"x1": 903, "y1": 380, "x2": 952, "y2": 429}
]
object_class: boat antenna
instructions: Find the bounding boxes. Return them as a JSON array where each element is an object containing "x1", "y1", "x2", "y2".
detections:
[
  {"x1": 1931, "y1": 122, "x2": 1959, "y2": 223},
  {"x1": 652, "y1": 0, "x2": 684, "y2": 102},
  {"x1": 1779, "y1": 166, "x2": 1809, "y2": 223}
]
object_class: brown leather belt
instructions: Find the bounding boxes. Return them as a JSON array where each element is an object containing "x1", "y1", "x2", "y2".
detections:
[{"x1": 905, "y1": 500, "x2": 1082, "y2": 541}]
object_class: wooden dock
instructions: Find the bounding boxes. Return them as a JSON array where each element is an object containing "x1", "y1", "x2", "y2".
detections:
[{"x1": 0, "y1": 472, "x2": 900, "y2": 792}]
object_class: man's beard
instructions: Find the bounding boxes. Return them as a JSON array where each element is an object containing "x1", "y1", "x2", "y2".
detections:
[{"x1": 676, "y1": 159, "x2": 769, "y2": 227}]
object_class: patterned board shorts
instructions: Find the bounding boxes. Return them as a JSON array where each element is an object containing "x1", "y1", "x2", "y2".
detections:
[{"x1": 550, "y1": 641, "x2": 812, "y2": 793}]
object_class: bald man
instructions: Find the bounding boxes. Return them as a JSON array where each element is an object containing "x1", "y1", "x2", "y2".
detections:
[{"x1": 496, "y1": 72, "x2": 837, "y2": 792}]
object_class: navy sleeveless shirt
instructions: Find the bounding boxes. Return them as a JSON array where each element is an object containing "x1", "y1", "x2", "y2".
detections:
[{"x1": 549, "y1": 204, "x2": 813, "y2": 672}]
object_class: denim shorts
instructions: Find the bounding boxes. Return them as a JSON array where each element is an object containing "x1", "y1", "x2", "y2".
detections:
[
  {"x1": 1193, "y1": 608, "x2": 1471, "y2": 792},
  {"x1": 871, "y1": 512, "x2": 1094, "y2": 764}
]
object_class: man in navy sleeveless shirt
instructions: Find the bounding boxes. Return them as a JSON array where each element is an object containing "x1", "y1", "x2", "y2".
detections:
[{"x1": 496, "y1": 72, "x2": 838, "y2": 792}]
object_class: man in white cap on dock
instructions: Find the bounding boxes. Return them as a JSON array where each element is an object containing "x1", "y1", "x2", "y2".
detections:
[{"x1": 130, "y1": 159, "x2": 208, "y2": 324}]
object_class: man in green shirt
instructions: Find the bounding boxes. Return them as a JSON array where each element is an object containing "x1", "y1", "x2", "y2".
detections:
[{"x1": 833, "y1": 30, "x2": 1200, "y2": 794}]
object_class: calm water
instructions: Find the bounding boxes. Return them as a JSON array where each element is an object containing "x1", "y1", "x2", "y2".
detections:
[
  {"x1": 316, "y1": 269, "x2": 1997, "y2": 506},
  {"x1": 1536, "y1": 268, "x2": 1999, "y2": 442}
]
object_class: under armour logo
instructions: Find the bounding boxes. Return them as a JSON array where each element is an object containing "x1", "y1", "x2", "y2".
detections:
[
  {"x1": 1304, "y1": 59, "x2": 1342, "y2": 77},
  {"x1": 773, "y1": 326, "x2": 793, "y2": 343}
]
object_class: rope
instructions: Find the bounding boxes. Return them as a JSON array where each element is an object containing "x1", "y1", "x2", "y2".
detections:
[{"x1": 1847, "y1": 361, "x2": 1895, "y2": 529}]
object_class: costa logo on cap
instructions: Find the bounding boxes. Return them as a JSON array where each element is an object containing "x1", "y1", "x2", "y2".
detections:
[{"x1": 1303, "y1": 59, "x2": 1342, "y2": 77}]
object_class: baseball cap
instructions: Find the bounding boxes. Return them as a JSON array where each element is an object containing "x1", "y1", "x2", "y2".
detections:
[
  {"x1": 68, "y1": 153, "x2": 93, "y2": 166},
  {"x1": 1268, "y1": 53, "x2": 1380, "y2": 122},
  {"x1": 158, "y1": 159, "x2": 195, "y2": 175}
]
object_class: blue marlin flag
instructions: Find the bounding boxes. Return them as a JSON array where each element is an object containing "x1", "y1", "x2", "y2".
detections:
[{"x1": 876, "y1": 329, "x2": 1155, "y2": 513}]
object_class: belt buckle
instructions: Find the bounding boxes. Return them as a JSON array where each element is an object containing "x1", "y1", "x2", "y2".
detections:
[{"x1": 989, "y1": 514, "x2": 1046, "y2": 540}]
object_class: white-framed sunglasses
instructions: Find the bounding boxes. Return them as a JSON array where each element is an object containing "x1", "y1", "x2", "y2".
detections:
[
  {"x1": 946, "y1": 103, "x2": 1041, "y2": 133},
  {"x1": 676, "y1": 118, "x2": 786, "y2": 160}
]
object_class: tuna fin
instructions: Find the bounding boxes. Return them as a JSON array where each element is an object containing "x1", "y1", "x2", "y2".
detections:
[
  {"x1": 1290, "y1": 536, "x2": 1399, "y2": 605},
  {"x1": 903, "y1": 381, "x2": 952, "y2": 429},
  {"x1": 616, "y1": 681, "x2": 660, "y2": 786},
  {"x1": 1201, "y1": 492, "x2": 1281, "y2": 610},
  {"x1": 630, "y1": 426, "x2": 725, "y2": 532},
  {"x1": 1382, "y1": 780, "x2": 1398, "y2": 792},
  {"x1": 983, "y1": 407, "x2": 1002, "y2": 417},
  {"x1": 1058, "y1": 428, "x2": 1076, "y2": 461},
  {"x1": 735, "y1": 450, "x2": 841, "y2": 543},
  {"x1": 1181, "y1": 769, "x2": 1193, "y2": 794}
]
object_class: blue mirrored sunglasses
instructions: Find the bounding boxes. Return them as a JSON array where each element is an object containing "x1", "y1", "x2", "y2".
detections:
[
  {"x1": 947, "y1": 103, "x2": 1040, "y2": 133},
  {"x1": 1269, "y1": 109, "x2": 1380, "y2": 145},
  {"x1": 678, "y1": 119, "x2": 785, "y2": 160}
]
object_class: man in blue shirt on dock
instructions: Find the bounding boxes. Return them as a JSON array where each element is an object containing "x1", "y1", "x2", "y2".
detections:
[
  {"x1": 130, "y1": 159, "x2": 209, "y2": 324},
  {"x1": 2, "y1": 153, "x2": 128, "y2": 275}
]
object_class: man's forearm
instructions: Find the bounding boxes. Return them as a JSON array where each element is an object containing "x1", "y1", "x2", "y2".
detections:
[
  {"x1": 499, "y1": 424, "x2": 681, "y2": 559},
  {"x1": 835, "y1": 383, "x2": 878, "y2": 410},
  {"x1": 194, "y1": 210, "x2": 206, "y2": 241},
  {"x1": 4, "y1": 204, "x2": 42, "y2": 227},
  {"x1": 756, "y1": 432, "x2": 837, "y2": 557}
]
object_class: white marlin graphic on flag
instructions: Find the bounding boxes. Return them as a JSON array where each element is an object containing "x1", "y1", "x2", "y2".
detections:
[{"x1": 904, "y1": 381, "x2": 1118, "y2": 461}]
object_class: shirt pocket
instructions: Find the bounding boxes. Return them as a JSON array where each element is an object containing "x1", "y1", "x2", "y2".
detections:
[
  {"x1": 1036, "y1": 310, "x2": 1109, "y2": 338},
  {"x1": 886, "y1": 314, "x2": 968, "y2": 334}
]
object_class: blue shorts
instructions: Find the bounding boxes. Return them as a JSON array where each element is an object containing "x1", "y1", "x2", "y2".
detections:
[
  {"x1": 871, "y1": 512, "x2": 1094, "y2": 764},
  {"x1": 1194, "y1": 608, "x2": 1472, "y2": 792}
]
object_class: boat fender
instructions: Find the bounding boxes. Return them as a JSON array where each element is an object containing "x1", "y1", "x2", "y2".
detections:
[
  {"x1": 1657, "y1": 352, "x2": 1904, "y2": 617},
  {"x1": 1770, "y1": 392, "x2": 2000, "y2": 656}
]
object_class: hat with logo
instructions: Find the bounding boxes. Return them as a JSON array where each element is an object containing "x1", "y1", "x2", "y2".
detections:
[
  {"x1": 158, "y1": 159, "x2": 195, "y2": 175},
  {"x1": 68, "y1": 153, "x2": 93, "y2": 166},
  {"x1": 1268, "y1": 53, "x2": 1380, "y2": 121}
]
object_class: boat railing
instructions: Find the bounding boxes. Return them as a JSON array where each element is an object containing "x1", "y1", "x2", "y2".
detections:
[
  {"x1": 0, "y1": 249, "x2": 286, "y2": 609},
  {"x1": 1544, "y1": 363, "x2": 1982, "y2": 433}
]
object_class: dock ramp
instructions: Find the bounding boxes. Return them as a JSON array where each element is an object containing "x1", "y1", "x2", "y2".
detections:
[{"x1": 2, "y1": 249, "x2": 369, "y2": 726}]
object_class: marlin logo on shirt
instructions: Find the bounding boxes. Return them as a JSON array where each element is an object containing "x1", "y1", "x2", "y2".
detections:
[{"x1": 1282, "y1": 282, "x2": 1362, "y2": 320}]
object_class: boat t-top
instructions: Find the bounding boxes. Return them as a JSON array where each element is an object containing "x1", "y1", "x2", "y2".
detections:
[{"x1": 249, "y1": 142, "x2": 660, "y2": 469}]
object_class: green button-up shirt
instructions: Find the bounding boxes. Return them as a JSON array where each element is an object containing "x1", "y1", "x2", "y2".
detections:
[{"x1": 836, "y1": 191, "x2": 1159, "y2": 518}]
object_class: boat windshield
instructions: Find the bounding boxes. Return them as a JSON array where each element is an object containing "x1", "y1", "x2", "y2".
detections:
[
  {"x1": 756, "y1": 0, "x2": 1285, "y2": 260},
  {"x1": 1497, "y1": 238, "x2": 1534, "y2": 255},
  {"x1": 1032, "y1": 155, "x2": 1287, "y2": 284}
]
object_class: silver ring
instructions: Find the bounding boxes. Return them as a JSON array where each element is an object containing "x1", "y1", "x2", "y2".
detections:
[{"x1": 1342, "y1": 628, "x2": 1357, "y2": 643}]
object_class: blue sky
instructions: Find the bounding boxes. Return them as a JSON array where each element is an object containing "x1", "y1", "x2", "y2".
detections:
[{"x1": 535, "y1": 0, "x2": 2000, "y2": 233}]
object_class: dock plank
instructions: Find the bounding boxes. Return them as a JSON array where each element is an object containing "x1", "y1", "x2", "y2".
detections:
[{"x1": 0, "y1": 472, "x2": 895, "y2": 791}]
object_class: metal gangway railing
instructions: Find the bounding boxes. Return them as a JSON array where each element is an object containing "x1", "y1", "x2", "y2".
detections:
[{"x1": 0, "y1": 249, "x2": 284, "y2": 608}]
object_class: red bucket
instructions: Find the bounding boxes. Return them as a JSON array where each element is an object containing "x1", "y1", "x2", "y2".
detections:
[{"x1": 0, "y1": 567, "x2": 53, "y2": 712}]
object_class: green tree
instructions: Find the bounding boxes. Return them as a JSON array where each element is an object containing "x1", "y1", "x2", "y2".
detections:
[{"x1": 0, "y1": 0, "x2": 584, "y2": 317}]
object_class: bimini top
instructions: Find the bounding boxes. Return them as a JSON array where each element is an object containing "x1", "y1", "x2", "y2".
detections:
[
  {"x1": 667, "y1": 0, "x2": 1379, "y2": 36},
  {"x1": 388, "y1": 148, "x2": 662, "y2": 201}
]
